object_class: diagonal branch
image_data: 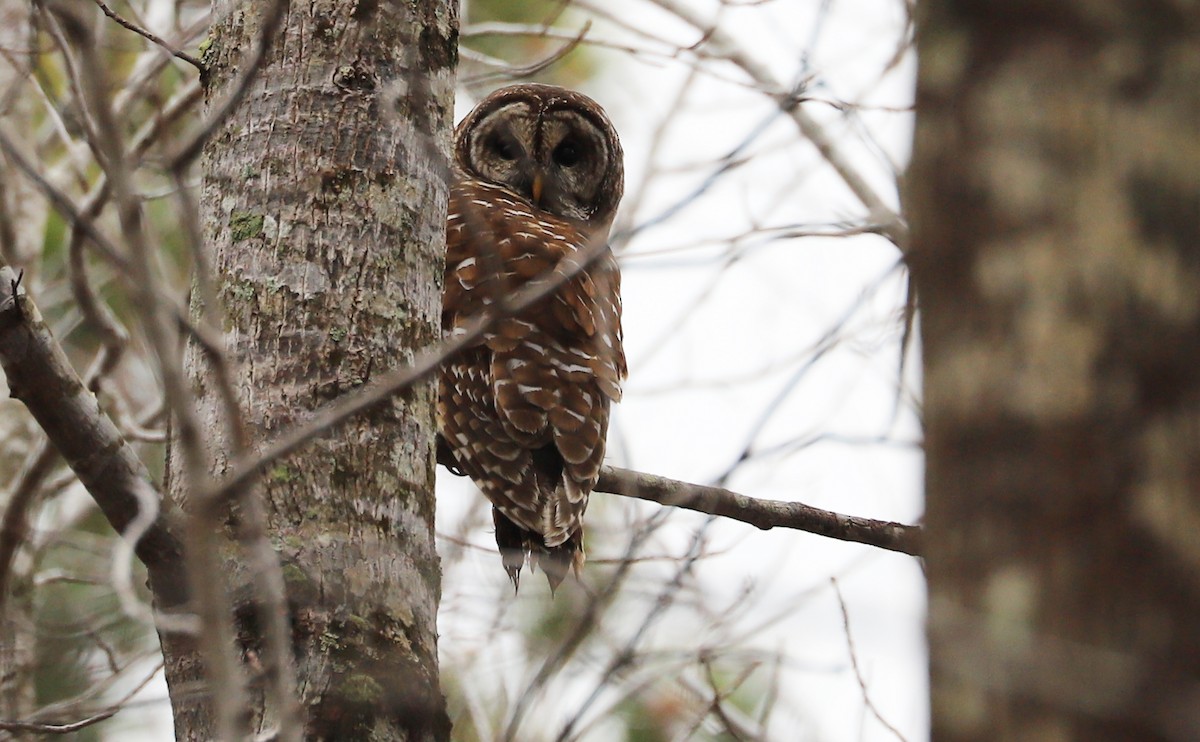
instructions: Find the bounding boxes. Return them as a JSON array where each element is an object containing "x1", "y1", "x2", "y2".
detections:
[
  {"x1": 92, "y1": 0, "x2": 203, "y2": 71},
  {"x1": 0, "y1": 659, "x2": 164, "y2": 734},
  {"x1": 436, "y1": 443, "x2": 923, "y2": 556},
  {"x1": 833, "y1": 577, "x2": 910, "y2": 741},
  {"x1": 0, "y1": 267, "x2": 189, "y2": 607},
  {"x1": 596, "y1": 466, "x2": 923, "y2": 557},
  {"x1": 642, "y1": 0, "x2": 909, "y2": 248}
]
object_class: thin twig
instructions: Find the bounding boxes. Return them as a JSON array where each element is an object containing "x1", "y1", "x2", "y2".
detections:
[
  {"x1": 0, "y1": 436, "x2": 58, "y2": 612},
  {"x1": 502, "y1": 508, "x2": 675, "y2": 741},
  {"x1": 832, "y1": 578, "x2": 909, "y2": 742},
  {"x1": 612, "y1": 62, "x2": 701, "y2": 239},
  {"x1": 67, "y1": 79, "x2": 202, "y2": 387},
  {"x1": 700, "y1": 657, "x2": 762, "y2": 741},
  {"x1": 551, "y1": 518, "x2": 715, "y2": 742},
  {"x1": 0, "y1": 117, "x2": 228, "y2": 367},
  {"x1": 461, "y1": 21, "x2": 675, "y2": 63},
  {"x1": 644, "y1": 0, "x2": 908, "y2": 248},
  {"x1": 462, "y1": 21, "x2": 592, "y2": 84},
  {"x1": 0, "y1": 660, "x2": 164, "y2": 734},
  {"x1": 597, "y1": 467, "x2": 922, "y2": 557},
  {"x1": 37, "y1": 9, "x2": 108, "y2": 177},
  {"x1": 92, "y1": 0, "x2": 203, "y2": 70},
  {"x1": 113, "y1": 11, "x2": 211, "y2": 119}
]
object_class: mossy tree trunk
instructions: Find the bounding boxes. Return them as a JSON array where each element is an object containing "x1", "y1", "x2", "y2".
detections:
[
  {"x1": 164, "y1": 2, "x2": 457, "y2": 739},
  {"x1": 910, "y1": 3, "x2": 1200, "y2": 741}
]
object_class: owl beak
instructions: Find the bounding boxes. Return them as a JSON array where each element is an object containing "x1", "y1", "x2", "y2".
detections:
[{"x1": 531, "y1": 173, "x2": 544, "y2": 206}]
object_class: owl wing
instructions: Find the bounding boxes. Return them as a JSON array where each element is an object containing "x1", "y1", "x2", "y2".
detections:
[{"x1": 443, "y1": 181, "x2": 626, "y2": 546}]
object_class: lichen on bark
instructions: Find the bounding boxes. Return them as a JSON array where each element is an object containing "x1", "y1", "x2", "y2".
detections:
[{"x1": 163, "y1": 2, "x2": 456, "y2": 739}]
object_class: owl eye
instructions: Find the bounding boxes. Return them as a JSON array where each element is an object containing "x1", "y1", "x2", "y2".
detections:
[
  {"x1": 490, "y1": 135, "x2": 517, "y2": 162},
  {"x1": 553, "y1": 139, "x2": 581, "y2": 168}
]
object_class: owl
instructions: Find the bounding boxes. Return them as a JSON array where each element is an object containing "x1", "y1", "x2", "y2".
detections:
[{"x1": 439, "y1": 84, "x2": 626, "y2": 592}]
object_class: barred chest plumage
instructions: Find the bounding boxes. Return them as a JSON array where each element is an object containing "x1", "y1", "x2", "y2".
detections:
[{"x1": 437, "y1": 84, "x2": 626, "y2": 592}]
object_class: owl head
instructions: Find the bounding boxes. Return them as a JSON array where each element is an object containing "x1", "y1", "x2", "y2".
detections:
[{"x1": 453, "y1": 84, "x2": 624, "y2": 237}]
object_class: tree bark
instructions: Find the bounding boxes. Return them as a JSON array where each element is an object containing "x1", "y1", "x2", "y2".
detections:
[
  {"x1": 164, "y1": 2, "x2": 457, "y2": 739},
  {"x1": 910, "y1": 3, "x2": 1200, "y2": 741}
]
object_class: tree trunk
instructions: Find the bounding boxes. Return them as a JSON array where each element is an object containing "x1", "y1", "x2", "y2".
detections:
[
  {"x1": 910, "y1": 3, "x2": 1200, "y2": 741},
  {"x1": 164, "y1": 2, "x2": 457, "y2": 738}
]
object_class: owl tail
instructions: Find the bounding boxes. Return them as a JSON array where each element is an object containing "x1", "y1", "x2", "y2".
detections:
[{"x1": 492, "y1": 508, "x2": 583, "y2": 594}]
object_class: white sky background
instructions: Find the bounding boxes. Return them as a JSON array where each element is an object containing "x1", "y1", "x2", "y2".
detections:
[
  {"x1": 439, "y1": 0, "x2": 926, "y2": 740},
  {"x1": 107, "y1": 0, "x2": 925, "y2": 739}
]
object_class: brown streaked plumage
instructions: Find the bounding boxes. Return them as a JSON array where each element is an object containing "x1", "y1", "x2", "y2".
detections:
[{"x1": 439, "y1": 84, "x2": 626, "y2": 591}]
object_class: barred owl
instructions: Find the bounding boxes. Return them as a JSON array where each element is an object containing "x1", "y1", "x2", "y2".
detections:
[{"x1": 439, "y1": 84, "x2": 626, "y2": 591}]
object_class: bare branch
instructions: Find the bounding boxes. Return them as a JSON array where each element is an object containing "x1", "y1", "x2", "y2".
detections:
[
  {"x1": 0, "y1": 115, "x2": 223, "y2": 359},
  {"x1": 0, "y1": 708, "x2": 121, "y2": 735},
  {"x1": 112, "y1": 10, "x2": 211, "y2": 119},
  {"x1": 461, "y1": 21, "x2": 675, "y2": 64},
  {"x1": 0, "y1": 436, "x2": 57, "y2": 610},
  {"x1": 0, "y1": 660, "x2": 164, "y2": 734},
  {"x1": 551, "y1": 517, "x2": 715, "y2": 742},
  {"x1": 832, "y1": 578, "x2": 909, "y2": 741},
  {"x1": 68, "y1": 79, "x2": 203, "y2": 388},
  {"x1": 644, "y1": 0, "x2": 909, "y2": 248},
  {"x1": 502, "y1": 509, "x2": 675, "y2": 740},
  {"x1": 0, "y1": 266, "x2": 188, "y2": 606},
  {"x1": 92, "y1": 0, "x2": 203, "y2": 71},
  {"x1": 596, "y1": 466, "x2": 923, "y2": 557},
  {"x1": 462, "y1": 21, "x2": 592, "y2": 84},
  {"x1": 679, "y1": 671, "x2": 764, "y2": 741}
]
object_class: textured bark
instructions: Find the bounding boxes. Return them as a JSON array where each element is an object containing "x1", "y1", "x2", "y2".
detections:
[
  {"x1": 164, "y1": 2, "x2": 456, "y2": 739},
  {"x1": 910, "y1": 3, "x2": 1200, "y2": 741}
]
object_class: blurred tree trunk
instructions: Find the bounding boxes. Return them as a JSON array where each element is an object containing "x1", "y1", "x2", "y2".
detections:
[
  {"x1": 164, "y1": 1, "x2": 457, "y2": 739},
  {"x1": 910, "y1": 3, "x2": 1200, "y2": 741}
]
